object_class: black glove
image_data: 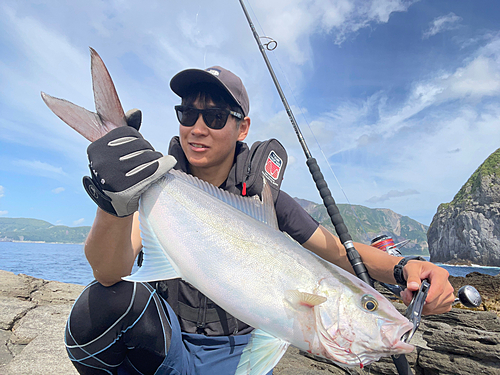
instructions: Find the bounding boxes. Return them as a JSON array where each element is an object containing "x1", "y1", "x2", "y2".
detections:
[{"x1": 83, "y1": 118, "x2": 176, "y2": 217}]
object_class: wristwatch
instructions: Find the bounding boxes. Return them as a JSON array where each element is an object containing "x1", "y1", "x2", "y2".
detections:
[{"x1": 393, "y1": 256, "x2": 426, "y2": 288}]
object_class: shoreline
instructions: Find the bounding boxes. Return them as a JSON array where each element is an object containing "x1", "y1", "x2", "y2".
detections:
[
  {"x1": 437, "y1": 259, "x2": 500, "y2": 267},
  {"x1": 0, "y1": 240, "x2": 84, "y2": 245},
  {"x1": 3, "y1": 240, "x2": 500, "y2": 267},
  {"x1": 0, "y1": 270, "x2": 499, "y2": 374}
]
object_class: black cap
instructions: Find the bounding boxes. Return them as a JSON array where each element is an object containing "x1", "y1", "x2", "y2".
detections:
[{"x1": 170, "y1": 66, "x2": 249, "y2": 117}]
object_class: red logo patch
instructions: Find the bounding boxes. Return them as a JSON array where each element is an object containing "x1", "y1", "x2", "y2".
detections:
[{"x1": 265, "y1": 151, "x2": 282, "y2": 180}]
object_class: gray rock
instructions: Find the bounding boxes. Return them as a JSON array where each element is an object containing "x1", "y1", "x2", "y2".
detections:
[
  {"x1": 428, "y1": 148, "x2": 500, "y2": 266},
  {"x1": 0, "y1": 270, "x2": 83, "y2": 375},
  {"x1": 1, "y1": 269, "x2": 499, "y2": 375}
]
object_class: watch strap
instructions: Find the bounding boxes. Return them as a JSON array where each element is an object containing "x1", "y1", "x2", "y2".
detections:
[{"x1": 393, "y1": 256, "x2": 426, "y2": 288}]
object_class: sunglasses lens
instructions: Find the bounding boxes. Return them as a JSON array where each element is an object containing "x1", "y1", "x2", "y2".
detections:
[
  {"x1": 176, "y1": 107, "x2": 198, "y2": 127},
  {"x1": 204, "y1": 110, "x2": 228, "y2": 130}
]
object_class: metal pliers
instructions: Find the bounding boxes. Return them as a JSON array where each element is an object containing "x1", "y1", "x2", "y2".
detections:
[{"x1": 401, "y1": 279, "x2": 430, "y2": 343}]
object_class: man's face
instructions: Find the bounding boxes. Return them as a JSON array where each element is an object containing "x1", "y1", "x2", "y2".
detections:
[{"x1": 179, "y1": 97, "x2": 249, "y2": 175}]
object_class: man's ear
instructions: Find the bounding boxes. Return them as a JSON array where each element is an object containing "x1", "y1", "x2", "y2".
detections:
[{"x1": 237, "y1": 117, "x2": 250, "y2": 141}]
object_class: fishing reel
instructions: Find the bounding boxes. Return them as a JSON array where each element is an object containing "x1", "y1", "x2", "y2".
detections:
[
  {"x1": 372, "y1": 236, "x2": 483, "y2": 374},
  {"x1": 370, "y1": 235, "x2": 482, "y2": 343}
]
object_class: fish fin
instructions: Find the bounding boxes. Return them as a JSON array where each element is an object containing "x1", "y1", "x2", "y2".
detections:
[
  {"x1": 235, "y1": 329, "x2": 289, "y2": 375},
  {"x1": 90, "y1": 47, "x2": 127, "y2": 130},
  {"x1": 41, "y1": 92, "x2": 108, "y2": 142},
  {"x1": 41, "y1": 48, "x2": 126, "y2": 142},
  {"x1": 123, "y1": 208, "x2": 182, "y2": 282},
  {"x1": 260, "y1": 179, "x2": 279, "y2": 230},
  {"x1": 169, "y1": 170, "x2": 278, "y2": 229},
  {"x1": 285, "y1": 290, "x2": 327, "y2": 308}
]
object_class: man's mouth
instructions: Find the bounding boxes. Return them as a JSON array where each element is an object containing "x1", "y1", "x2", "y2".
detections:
[{"x1": 190, "y1": 143, "x2": 208, "y2": 149}]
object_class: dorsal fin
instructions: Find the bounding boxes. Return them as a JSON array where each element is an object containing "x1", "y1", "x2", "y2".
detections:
[{"x1": 170, "y1": 170, "x2": 279, "y2": 230}]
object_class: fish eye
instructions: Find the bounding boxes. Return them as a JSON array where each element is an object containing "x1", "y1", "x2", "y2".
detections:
[{"x1": 361, "y1": 295, "x2": 378, "y2": 312}]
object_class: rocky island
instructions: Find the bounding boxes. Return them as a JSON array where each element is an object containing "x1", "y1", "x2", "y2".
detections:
[
  {"x1": 0, "y1": 270, "x2": 498, "y2": 375},
  {"x1": 428, "y1": 148, "x2": 500, "y2": 266}
]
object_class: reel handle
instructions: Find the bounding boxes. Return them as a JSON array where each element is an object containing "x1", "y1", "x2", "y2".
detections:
[{"x1": 454, "y1": 285, "x2": 482, "y2": 308}]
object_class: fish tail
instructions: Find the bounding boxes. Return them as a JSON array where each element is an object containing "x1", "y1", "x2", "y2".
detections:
[{"x1": 41, "y1": 47, "x2": 127, "y2": 142}]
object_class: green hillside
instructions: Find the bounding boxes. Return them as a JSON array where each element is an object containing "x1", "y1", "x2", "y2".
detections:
[
  {"x1": 449, "y1": 147, "x2": 500, "y2": 206},
  {"x1": 0, "y1": 201, "x2": 428, "y2": 254},
  {"x1": 294, "y1": 198, "x2": 429, "y2": 256},
  {"x1": 0, "y1": 218, "x2": 90, "y2": 244}
]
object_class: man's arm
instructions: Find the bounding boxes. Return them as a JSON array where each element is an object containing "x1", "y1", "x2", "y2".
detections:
[
  {"x1": 302, "y1": 225, "x2": 455, "y2": 315},
  {"x1": 85, "y1": 210, "x2": 143, "y2": 286}
]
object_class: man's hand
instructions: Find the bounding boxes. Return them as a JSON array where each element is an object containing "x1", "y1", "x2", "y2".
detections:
[
  {"x1": 401, "y1": 260, "x2": 455, "y2": 315},
  {"x1": 83, "y1": 126, "x2": 176, "y2": 217}
]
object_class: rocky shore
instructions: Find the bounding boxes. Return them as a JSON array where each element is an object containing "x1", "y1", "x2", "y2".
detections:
[{"x1": 0, "y1": 270, "x2": 499, "y2": 375}]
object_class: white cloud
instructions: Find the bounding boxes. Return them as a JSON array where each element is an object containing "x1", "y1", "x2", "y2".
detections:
[
  {"x1": 441, "y1": 56, "x2": 500, "y2": 99},
  {"x1": 249, "y1": 0, "x2": 416, "y2": 62},
  {"x1": 73, "y1": 218, "x2": 85, "y2": 226},
  {"x1": 311, "y1": 34, "x2": 500, "y2": 156},
  {"x1": 52, "y1": 187, "x2": 65, "y2": 194},
  {"x1": 0, "y1": 210, "x2": 8, "y2": 216},
  {"x1": 366, "y1": 189, "x2": 419, "y2": 203},
  {"x1": 285, "y1": 33, "x2": 500, "y2": 224},
  {"x1": 12, "y1": 159, "x2": 66, "y2": 179},
  {"x1": 423, "y1": 12, "x2": 462, "y2": 39}
]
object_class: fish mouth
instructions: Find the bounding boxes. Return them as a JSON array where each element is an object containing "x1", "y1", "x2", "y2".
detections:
[{"x1": 383, "y1": 321, "x2": 415, "y2": 354}]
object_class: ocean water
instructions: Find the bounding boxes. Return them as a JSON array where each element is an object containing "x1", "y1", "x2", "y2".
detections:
[
  {"x1": 0, "y1": 242, "x2": 498, "y2": 286},
  {"x1": 0, "y1": 242, "x2": 94, "y2": 285}
]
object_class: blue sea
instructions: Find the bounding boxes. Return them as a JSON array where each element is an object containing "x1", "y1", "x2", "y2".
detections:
[{"x1": 0, "y1": 242, "x2": 498, "y2": 285}]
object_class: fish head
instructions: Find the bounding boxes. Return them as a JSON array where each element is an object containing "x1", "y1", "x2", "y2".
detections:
[{"x1": 311, "y1": 275, "x2": 414, "y2": 368}]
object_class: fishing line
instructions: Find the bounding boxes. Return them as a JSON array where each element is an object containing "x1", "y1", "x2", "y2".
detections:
[
  {"x1": 244, "y1": 0, "x2": 371, "y2": 243},
  {"x1": 239, "y1": 0, "x2": 372, "y2": 287}
]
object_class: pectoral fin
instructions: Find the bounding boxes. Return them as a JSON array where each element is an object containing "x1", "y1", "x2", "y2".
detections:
[
  {"x1": 123, "y1": 207, "x2": 181, "y2": 282},
  {"x1": 285, "y1": 290, "x2": 327, "y2": 309},
  {"x1": 235, "y1": 329, "x2": 289, "y2": 375}
]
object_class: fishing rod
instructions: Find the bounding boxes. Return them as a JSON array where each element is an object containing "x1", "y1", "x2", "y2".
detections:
[
  {"x1": 238, "y1": 0, "x2": 372, "y2": 287},
  {"x1": 237, "y1": 5, "x2": 484, "y2": 375},
  {"x1": 237, "y1": 2, "x2": 417, "y2": 374}
]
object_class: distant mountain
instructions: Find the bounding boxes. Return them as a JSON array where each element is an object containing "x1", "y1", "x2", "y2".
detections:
[
  {"x1": 294, "y1": 198, "x2": 429, "y2": 256},
  {"x1": 0, "y1": 201, "x2": 429, "y2": 254},
  {"x1": 0, "y1": 218, "x2": 90, "y2": 244}
]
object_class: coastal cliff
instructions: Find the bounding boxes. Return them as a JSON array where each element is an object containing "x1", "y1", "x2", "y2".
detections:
[
  {"x1": 428, "y1": 148, "x2": 500, "y2": 266},
  {"x1": 1, "y1": 270, "x2": 499, "y2": 374}
]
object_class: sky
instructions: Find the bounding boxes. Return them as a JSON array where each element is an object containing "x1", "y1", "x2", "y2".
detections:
[{"x1": 0, "y1": 0, "x2": 499, "y2": 230}]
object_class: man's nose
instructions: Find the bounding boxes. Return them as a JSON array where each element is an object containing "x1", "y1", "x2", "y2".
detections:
[{"x1": 191, "y1": 113, "x2": 209, "y2": 134}]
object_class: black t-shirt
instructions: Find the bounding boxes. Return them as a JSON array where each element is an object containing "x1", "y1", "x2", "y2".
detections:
[{"x1": 276, "y1": 190, "x2": 318, "y2": 244}]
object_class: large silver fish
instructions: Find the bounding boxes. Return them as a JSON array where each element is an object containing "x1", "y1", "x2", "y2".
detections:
[{"x1": 42, "y1": 48, "x2": 414, "y2": 374}]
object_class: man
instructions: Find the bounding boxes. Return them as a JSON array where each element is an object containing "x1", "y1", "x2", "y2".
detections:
[{"x1": 65, "y1": 66, "x2": 455, "y2": 374}]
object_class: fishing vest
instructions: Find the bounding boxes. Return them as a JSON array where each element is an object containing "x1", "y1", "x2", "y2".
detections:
[{"x1": 150, "y1": 136, "x2": 287, "y2": 336}]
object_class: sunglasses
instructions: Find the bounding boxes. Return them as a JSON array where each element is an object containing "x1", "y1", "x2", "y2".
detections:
[{"x1": 175, "y1": 105, "x2": 243, "y2": 130}]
